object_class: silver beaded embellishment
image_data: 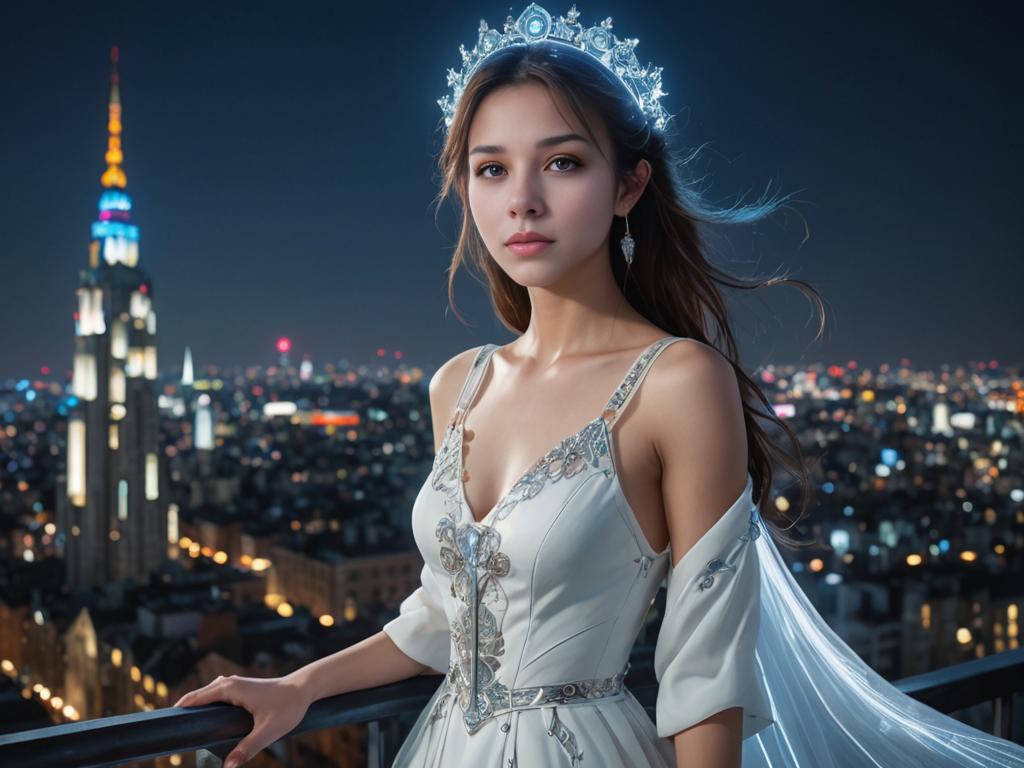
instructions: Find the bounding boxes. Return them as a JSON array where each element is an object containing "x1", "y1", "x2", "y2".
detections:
[
  {"x1": 601, "y1": 336, "x2": 679, "y2": 415},
  {"x1": 546, "y1": 706, "x2": 585, "y2": 766},
  {"x1": 427, "y1": 684, "x2": 453, "y2": 725},
  {"x1": 633, "y1": 554, "x2": 653, "y2": 578},
  {"x1": 486, "y1": 418, "x2": 612, "y2": 523},
  {"x1": 696, "y1": 506, "x2": 762, "y2": 592},
  {"x1": 429, "y1": 666, "x2": 627, "y2": 738},
  {"x1": 435, "y1": 514, "x2": 512, "y2": 734}
]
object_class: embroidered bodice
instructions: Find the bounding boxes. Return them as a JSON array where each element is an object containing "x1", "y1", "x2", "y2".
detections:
[{"x1": 383, "y1": 335, "x2": 772, "y2": 766}]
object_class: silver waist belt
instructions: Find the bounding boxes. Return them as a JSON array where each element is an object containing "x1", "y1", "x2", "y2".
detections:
[{"x1": 430, "y1": 662, "x2": 632, "y2": 733}]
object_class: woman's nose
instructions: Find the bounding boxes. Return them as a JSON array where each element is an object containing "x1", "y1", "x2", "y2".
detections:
[{"x1": 507, "y1": 177, "x2": 545, "y2": 218}]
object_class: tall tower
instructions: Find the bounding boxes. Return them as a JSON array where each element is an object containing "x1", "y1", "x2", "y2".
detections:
[
  {"x1": 181, "y1": 346, "x2": 194, "y2": 388},
  {"x1": 60, "y1": 47, "x2": 167, "y2": 589},
  {"x1": 181, "y1": 345, "x2": 195, "y2": 416}
]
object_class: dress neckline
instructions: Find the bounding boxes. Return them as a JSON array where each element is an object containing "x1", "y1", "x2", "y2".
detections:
[
  {"x1": 454, "y1": 335, "x2": 679, "y2": 526},
  {"x1": 454, "y1": 414, "x2": 607, "y2": 526}
]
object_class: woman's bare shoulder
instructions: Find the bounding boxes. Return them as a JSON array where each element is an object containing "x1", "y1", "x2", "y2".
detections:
[
  {"x1": 638, "y1": 335, "x2": 745, "y2": 462},
  {"x1": 646, "y1": 336, "x2": 733, "y2": 388},
  {"x1": 642, "y1": 338, "x2": 749, "y2": 564}
]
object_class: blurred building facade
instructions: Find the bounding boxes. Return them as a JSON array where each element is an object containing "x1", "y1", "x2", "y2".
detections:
[{"x1": 56, "y1": 46, "x2": 167, "y2": 590}]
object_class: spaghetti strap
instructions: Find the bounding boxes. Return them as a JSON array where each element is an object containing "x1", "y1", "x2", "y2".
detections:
[
  {"x1": 601, "y1": 335, "x2": 687, "y2": 430},
  {"x1": 449, "y1": 344, "x2": 498, "y2": 428}
]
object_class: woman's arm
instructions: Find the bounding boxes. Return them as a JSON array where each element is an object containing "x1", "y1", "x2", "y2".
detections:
[
  {"x1": 647, "y1": 339, "x2": 750, "y2": 767},
  {"x1": 282, "y1": 630, "x2": 431, "y2": 704}
]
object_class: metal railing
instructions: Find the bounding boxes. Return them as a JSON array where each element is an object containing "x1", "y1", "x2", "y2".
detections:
[{"x1": 2, "y1": 648, "x2": 1022, "y2": 768}]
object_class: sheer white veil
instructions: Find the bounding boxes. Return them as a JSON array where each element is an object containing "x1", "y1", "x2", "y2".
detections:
[{"x1": 741, "y1": 529, "x2": 1024, "y2": 767}]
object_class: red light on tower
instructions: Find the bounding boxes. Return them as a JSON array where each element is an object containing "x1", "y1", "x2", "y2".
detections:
[{"x1": 276, "y1": 337, "x2": 292, "y2": 354}]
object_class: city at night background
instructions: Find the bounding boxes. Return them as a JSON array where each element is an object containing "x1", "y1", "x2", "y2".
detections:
[{"x1": 0, "y1": 1, "x2": 1021, "y2": 766}]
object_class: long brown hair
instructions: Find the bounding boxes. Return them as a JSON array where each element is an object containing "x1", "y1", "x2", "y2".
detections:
[{"x1": 432, "y1": 41, "x2": 828, "y2": 539}]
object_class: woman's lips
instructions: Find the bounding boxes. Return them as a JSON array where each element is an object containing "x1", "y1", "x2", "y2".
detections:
[{"x1": 506, "y1": 240, "x2": 552, "y2": 257}]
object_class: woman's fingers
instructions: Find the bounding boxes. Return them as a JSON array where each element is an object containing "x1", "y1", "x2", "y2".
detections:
[
  {"x1": 170, "y1": 675, "x2": 308, "y2": 768},
  {"x1": 223, "y1": 723, "x2": 268, "y2": 768},
  {"x1": 174, "y1": 675, "x2": 230, "y2": 708}
]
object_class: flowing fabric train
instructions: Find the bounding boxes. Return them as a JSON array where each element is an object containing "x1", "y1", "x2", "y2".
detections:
[{"x1": 742, "y1": 531, "x2": 1024, "y2": 767}]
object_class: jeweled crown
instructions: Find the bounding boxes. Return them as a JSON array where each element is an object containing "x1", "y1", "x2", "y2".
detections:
[{"x1": 438, "y1": 3, "x2": 671, "y2": 134}]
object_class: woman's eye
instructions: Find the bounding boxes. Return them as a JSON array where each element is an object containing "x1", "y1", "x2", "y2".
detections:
[
  {"x1": 474, "y1": 157, "x2": 580, "y2": 177},
  {"x1": 549, "y1": 156, "x2": 580, "y2": 171}
]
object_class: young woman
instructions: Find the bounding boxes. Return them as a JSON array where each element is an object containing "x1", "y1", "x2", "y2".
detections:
[{"x1": 174, "y1": 6, "x2": 1024, "y2": 767}]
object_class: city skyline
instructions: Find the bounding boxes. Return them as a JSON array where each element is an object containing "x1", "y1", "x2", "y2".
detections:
[
  {"x1": 1, "y1": 1, "x2": 1022, "y2": 379},
  {"x1": 1, "y1": 4, "x2": 1021, "y2": 759}
]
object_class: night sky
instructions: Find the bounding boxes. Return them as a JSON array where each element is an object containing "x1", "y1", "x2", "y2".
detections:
[{"x1": 1, "y1": 1, "x2": 1020, "y2": 379}]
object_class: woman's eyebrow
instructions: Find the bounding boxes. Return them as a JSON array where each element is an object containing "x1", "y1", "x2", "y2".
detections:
[{"x1": 469, "y1": 132, "x2": 590, "y2": 156}]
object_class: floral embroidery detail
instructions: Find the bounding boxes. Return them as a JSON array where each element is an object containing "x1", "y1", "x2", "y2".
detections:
[
  {"x1": 695, "y1": 506, "x2": 762, "y2": 593},
  {"x1": 486, "y1": 418, "x2": 612, "y2": 523},
  {"x1": 430, "y1": 423, "x2": 464, "y2": 519},
  {"x1": 697, "y1": 558, "x2": 736, "y2": 591},
  {"x1": 545, "y1": 707, "x2": 584, "y2": 766},
  {"x1": 634, "y1": 554, "x2": 653, "y2": 578},
  {"x1": 435, "y1": 514, "x2": 512, "y2": 734},
  {"x1": 428, "y1": 686, "x2": 453, "y2": 724}
]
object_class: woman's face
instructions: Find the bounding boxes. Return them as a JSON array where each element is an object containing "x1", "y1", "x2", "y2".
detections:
[{"x1": 466, "y1": 82, "x2": 622, "y2": 287}]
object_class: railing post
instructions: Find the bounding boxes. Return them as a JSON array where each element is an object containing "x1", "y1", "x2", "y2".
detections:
[
  {"x1": 196, "y1": 748, "x2": 224, "y2": 767},
  {"x1": 197, "y1": 741, "x2": 234, "y2": 767},
  {"x1": 366, "y1": 719, "x2": 382, "y2": 768},
  {"x1": 994, "y1": 694, "x2": 1013, "y2": 740}
]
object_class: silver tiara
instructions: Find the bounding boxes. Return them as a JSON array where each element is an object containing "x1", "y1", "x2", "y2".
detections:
[{"x1": 438, "y1": 3, "x2": 671, "y2": 133}]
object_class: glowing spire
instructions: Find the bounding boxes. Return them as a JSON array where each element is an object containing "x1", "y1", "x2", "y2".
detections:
[
  {"x1": 181, "y1": 347, "x2": 194, "y2": 387},
  {"x1": 101, "y1": 46, "x2": 127, "y2": 190}
]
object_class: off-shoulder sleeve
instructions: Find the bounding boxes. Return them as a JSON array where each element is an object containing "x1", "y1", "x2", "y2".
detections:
[
  {"x1": 382, "y1": 563, "x2": 451, "y2": 673},
  {"x1": 653, "y1": 473, "x2": 774, "y2": 741}
]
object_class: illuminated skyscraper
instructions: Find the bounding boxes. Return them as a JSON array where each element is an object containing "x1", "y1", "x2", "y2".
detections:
[
  {"x1": 181, "y1": 345, "x2": 195, "y2": 417},
  {"x1": 194, "y1": 394, "x2": 214, "y2": 451},
  {"x1": 59, "y1": 47, "x2": 167, "y2": 589},
  {"x1": 181, "y1": 346, "x2": 194, "y2": 388}
]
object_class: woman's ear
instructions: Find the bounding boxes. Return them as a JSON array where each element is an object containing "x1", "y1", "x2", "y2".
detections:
[{"x1": 615, "y1": 158, "x2": 653, "y2": 216}]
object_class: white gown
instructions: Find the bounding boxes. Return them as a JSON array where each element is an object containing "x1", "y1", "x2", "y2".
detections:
[
  {"x1": 384, "y1": 335, "x2": 1024, "y2": 767},
  {"x1": 383, "y1": 336, "x2": 772, "y2": 766}
]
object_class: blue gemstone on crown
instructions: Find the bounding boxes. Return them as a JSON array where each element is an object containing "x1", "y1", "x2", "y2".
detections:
[{"x1": 437, "y1": 3, "x2": 671, "y2": 135}]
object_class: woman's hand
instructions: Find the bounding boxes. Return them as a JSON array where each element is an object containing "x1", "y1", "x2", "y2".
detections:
[{"x1": 173, "y1": 674, "x2": 312, "y2": 768}]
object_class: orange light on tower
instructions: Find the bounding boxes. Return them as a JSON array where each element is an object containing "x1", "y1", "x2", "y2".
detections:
[{"x1": 101, "y1": 46, "x2": 127, "y2": 190}]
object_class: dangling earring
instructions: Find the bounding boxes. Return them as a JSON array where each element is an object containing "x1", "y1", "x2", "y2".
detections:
[{"x1": 620, "y1": 212, "x2": 635, "y2": 266}]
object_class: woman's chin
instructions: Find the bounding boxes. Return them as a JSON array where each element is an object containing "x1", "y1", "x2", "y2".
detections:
[{"x1": 502, "y1": 266, "x2": 577, "y2": 291}]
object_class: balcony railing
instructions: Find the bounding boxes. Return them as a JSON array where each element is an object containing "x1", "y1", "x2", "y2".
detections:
[{"x1": 2, "y1": 647, "x2": 1022, "y2": 768}]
